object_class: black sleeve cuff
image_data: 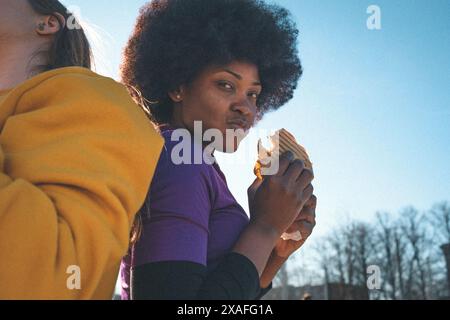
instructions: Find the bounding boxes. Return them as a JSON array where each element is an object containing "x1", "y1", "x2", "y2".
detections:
[
  {"x1": 130, "y1": 253, "x2": 263, "y2": 300},
  {"x1": 198, "y1": 252, "x2": 261, "y2": 300},
  {"x1": 256, "y1": 282, "x2": 273, "y2": 300}
]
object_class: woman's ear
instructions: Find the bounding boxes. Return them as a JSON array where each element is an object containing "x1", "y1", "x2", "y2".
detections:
[
  {"x1": 36, "y1": 13, "x2": 66, "y2": 36},
  {"x1": 168, "y1": 87, "x2": 185, "y2": 103}
]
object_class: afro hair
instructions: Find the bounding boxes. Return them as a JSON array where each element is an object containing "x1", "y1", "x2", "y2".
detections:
[{"x1": 121, "y1": 0, "x2": 303, "y2": 124}]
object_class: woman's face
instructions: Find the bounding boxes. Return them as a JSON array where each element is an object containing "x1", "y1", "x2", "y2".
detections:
[
  {"x1": 0, "y1": 0, "x2": 37, "y2": 41},
  {"x1": 172, "y1": 61, "x2": 262, "y2": 153}
]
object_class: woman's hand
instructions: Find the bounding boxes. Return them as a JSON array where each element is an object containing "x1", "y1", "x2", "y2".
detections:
[
  {"x1": 240, "y1": 151, "x2": 314, "y2": 278},
  {"x1": 273, "y1": 194, "x2": 317, "y2": 259},
  {"x1": 259, "y1": 195, "x2": 317, "y2": 289},
  {"x1": 247, "y1": 152, "x2": 314, "y2": 237}
]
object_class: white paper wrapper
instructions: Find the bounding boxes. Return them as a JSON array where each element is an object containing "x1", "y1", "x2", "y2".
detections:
[{"x1": 281, "y1": 231, "x2": 303, "y2": 242}]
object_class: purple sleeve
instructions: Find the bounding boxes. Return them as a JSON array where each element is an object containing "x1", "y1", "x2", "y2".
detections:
[{"x1": 131, "y1": 140, "x2": 216, "y2": 267}]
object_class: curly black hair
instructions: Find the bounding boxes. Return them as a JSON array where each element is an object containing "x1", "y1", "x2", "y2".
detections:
[{"x1": 121, "y1": 0, "x2": 303, "y2": 125}]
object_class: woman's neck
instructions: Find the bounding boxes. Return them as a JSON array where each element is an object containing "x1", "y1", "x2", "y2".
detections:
[
  {"x1": 169, "y1": 106, "x2": 187, "y2": 130},
  {"x1": 0, "y1": 40, "x2": 44, "y2": 90},
  {"x1": 168, "y1": 117, "x2": 215, "y2": 152}
]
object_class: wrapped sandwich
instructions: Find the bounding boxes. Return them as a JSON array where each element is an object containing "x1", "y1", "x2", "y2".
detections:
[{"x1": 254, "y1": 128, "x2": 313, "y2": 241}]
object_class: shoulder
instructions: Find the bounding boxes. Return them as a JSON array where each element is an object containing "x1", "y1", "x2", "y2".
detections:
[
  {"x1": 16, "y1": 67, "x2": 132, "y2": 107},
  {"x1": 150, "y1": 128, "x2": 220, "y2": 198},
  {"x1": 157, "y1": 128, "x2": 216, "y2": 176},
  {"x1": 10, "y1": 67, "x2": 162, "y2": 141},
  {"x1": 22, "y1": 67, "x2": 121, "y2": 90},
  {"x1": 17, "y1": 67, "x2": 121, "y2": 93}
]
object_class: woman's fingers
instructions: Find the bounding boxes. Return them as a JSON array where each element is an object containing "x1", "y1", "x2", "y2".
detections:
[
  {"x1": 305, "y1": 194, "x2": 317, "y2": 209},
  {"x1": 275, "y1": 151, "x2": 295, "y2": 177},
  {"x1": 285, "y1": 159, "x2": 305, "y2": 184},
  {"x1": 296, "y1": 205, "x2": 316, "y2": 225},
  {"x1": 296, "y1": 168, "x2": 314, "y2": 189},
  {"x1": 298, "y1": 220, "x2": 315, "y2": 239},
  {"x1": 286, "y1": 220, "x2": 315, "y2": 239},
  {"x1": 285, "y1": 194, "x2": 317, "y2": 243},
  {"x1": 300, "y1": 183, "x2": 314, "y2": 205}
]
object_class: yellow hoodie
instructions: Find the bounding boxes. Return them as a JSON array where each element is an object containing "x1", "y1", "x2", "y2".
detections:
[{"x1": 0, "y1": 67, "x2": 163, "y2": 299}]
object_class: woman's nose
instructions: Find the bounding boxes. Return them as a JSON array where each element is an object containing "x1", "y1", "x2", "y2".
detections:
[{"x1": 231, "y1": 99, "x2": 256, "y2": 118}]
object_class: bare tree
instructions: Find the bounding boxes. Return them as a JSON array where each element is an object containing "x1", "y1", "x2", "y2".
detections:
[
  {"x1": 327, "y1": 229, "x2": 347, "y2": 285},
  {"x1": 343, "y1": 223, "x2": 357, "y2": 288},
  {"x1": 429, "y1": 201, "x2": 450, "y2": 244},
  {"x1": 429, "y1": 201, "x2": 450, "y2": 296},
  {"x1": 314, "y1": 221, "x2": 376, "y2": 299},
  {"x1": 375, "y1": 212, "x2": 398, "y2": 299},
  {"x1": 401, "y1": 207, "x2": 428, "y2": 298},
  {"x1": 353, "y1": 222, "x2": 376, "y2": 299},
  {"x1": 312, "y1": 238, "x2": 334, "y2": 299},
  {"x1": 285, "y1": 201, "x2": 449, "y2": 300}
]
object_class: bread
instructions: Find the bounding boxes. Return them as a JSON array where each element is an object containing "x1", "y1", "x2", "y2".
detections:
[{"x1": 254, "y1": 128, "x2": 313, "y2": 180}]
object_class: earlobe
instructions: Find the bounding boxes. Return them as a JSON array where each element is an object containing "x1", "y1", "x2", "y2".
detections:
[
  {"x1": 35, "y1": 13, "x2": 66, "y2": 36},
  {"x1": 168, "y1": 88, "x2": 184, "y2": 103},
  {"x1": 37, "y1": 22, "x2": 46, "y2": 32}
]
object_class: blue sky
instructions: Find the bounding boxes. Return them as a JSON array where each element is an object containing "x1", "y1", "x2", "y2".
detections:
[{"x1": 63, "y1": 0, "x2": 450, "y2": 238}]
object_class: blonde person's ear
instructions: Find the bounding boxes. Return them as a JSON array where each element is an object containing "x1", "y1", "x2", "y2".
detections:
[{"x1": 36, "y1": 13, "x2": 66, "y2": 36}]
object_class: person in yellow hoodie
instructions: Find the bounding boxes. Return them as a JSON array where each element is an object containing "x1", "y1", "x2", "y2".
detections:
[{"x1": 0, "y1": 0, "x2": 163, "y2": 299}]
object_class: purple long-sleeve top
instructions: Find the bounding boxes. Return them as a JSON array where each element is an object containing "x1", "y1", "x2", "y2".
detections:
[{"x1": 120, "y1": 126, "x2": 250, "y2": 299}]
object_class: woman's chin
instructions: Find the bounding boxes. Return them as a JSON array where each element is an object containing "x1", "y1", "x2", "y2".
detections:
[
  {"x1": 217, "y1": 141, "x2": 239, "y2": 154},
  {"x1": 207, "y1": 129, "x2": 247, "y2": 153}
]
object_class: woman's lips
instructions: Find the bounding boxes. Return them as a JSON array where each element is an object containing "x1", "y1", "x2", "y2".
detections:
[{"x1": 227, "y1": 119, "x2": 249, "y2": 131}]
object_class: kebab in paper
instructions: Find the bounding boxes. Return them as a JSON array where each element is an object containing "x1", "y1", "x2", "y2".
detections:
[{"x1": 254, "y1": 129, "x2": 313, "y2": 242}]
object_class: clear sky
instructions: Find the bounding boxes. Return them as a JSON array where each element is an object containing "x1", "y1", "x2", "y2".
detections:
[{"x1": 63, "y1": 0, "x2": 450, "y2": 238}]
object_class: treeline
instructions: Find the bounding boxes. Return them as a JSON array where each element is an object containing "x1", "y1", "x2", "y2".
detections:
[{"x1": 283, "y1": 201, "x2": 450, "y2": 300}]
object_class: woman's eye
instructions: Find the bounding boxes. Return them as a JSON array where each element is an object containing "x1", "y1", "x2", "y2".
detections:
[
  {"x1": 218, "y1": 81, "x2": 234, "y2": 91},
  {"x1": 249, "y1": 92, "x2": 260, "y2": 99}
]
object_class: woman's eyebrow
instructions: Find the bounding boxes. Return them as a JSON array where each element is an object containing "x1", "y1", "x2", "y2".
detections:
[{"x1": 222, "y1": 68, "x2": 262, "y2": 86}]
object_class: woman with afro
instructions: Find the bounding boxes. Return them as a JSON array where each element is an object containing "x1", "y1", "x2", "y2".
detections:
[{"x1": 120, "y1": 0, "x2": 317, "y2": 300}]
